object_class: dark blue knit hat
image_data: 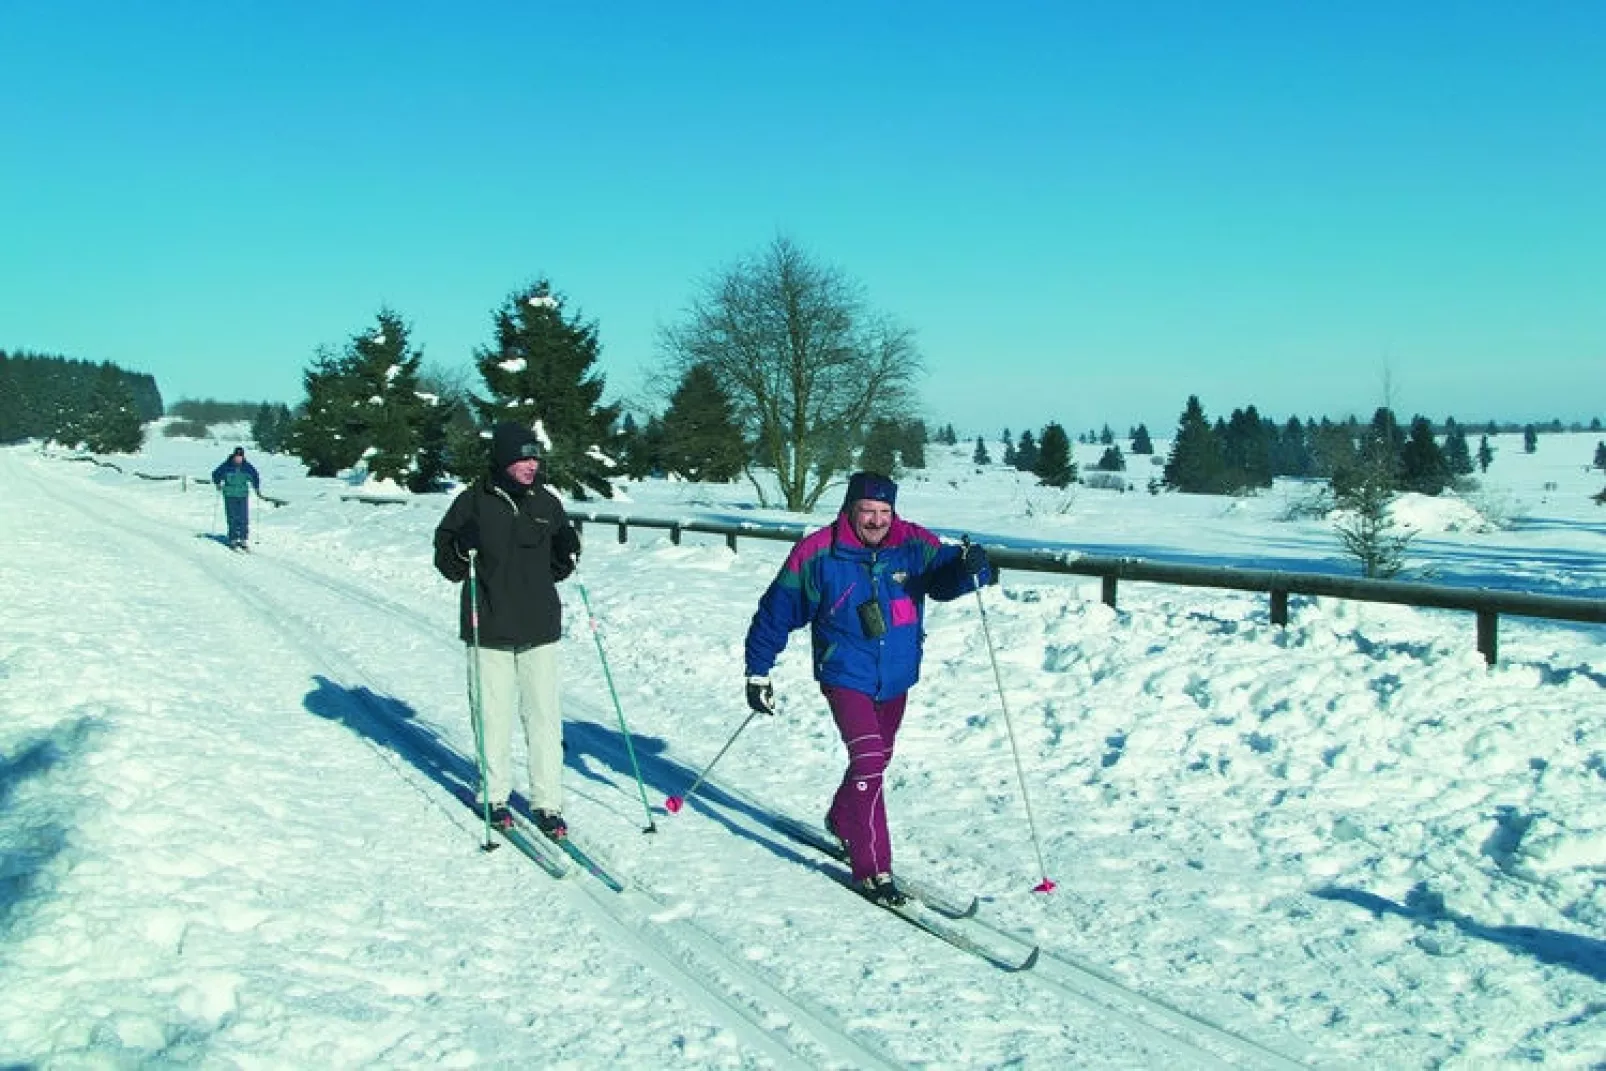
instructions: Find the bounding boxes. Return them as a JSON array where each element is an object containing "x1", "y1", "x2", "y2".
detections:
[{"x1": 842, "y1": 471, "x2": 897, "y2": 511}]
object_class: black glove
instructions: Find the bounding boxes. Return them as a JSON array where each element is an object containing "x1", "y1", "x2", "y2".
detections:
[
  {"x1": 455, "y1": 519, "x2": 480, "y2": 555},
  {"x1": 745, "y1": 675, "x2": 775, "y2": 715},
  {"x1": 961, "y1": 541, "x2": 990, "y2": 577},
  {"x1": 551, "y1": 525, "x2": 580, "y2": 581}
]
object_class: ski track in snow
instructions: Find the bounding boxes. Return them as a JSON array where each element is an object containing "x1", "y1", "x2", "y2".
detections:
[
  {"x1": 2, "y1": 438, "x2": 1603, "y2": 1068},
  {"x1": 2, "y1": 451, "x2": 1260, "y2": 1068}
]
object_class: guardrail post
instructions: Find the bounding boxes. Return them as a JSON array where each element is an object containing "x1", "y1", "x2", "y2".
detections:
[
  {"x1": 670, "y1": 523, "x2": 682, "y2": 545},
  {"x1": 1100, "y1": 574, "x2": 1117, "y2": 609},
  {"x1": 1477, "y1": 610, "x2": 1499, "y2": 665},
  {"x1": 1270, "y1": 590, "x2": 1288, "y2": 626},
  {"x1": 726, "y1": 532, "x2": 738, "y2": 553},
  {"x1": 616, "y1": 521, "x2": 628, "y2": 544}
]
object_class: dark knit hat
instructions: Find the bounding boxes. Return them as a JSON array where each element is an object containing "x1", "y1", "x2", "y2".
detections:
[
  {"x1": 842, "y1": 471, "x2": 897, "y2": 511},
  {"x1": 490, "y1": 422, "x2": 542, "y2": 469},
  {"x1": 231, "y1": 445, "x2": 245, "y2": 458}
]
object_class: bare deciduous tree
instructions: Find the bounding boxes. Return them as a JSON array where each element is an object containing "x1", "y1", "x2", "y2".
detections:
[{"x1": 658, "y1": 236, "x2": 923, "y2": 511}]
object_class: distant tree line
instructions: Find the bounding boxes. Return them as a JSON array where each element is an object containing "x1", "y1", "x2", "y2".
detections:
[{"x1": 0, "y1": 349, "x2": 161, "y2": 452}]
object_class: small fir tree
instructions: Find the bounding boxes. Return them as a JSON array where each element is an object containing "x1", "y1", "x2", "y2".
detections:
[
  {"x1": 1477, "y1": 434, "x2": 1495, "y2": 473},
  {"x1": 1129, "y1": 424, "x2": 1154, "y2": 455},
  {"x1": 1441, "y1": 419, "x2": 1474, "y2": 477},
  {"x1": 1095, "y1": 445, "x2": 1125, "y2": 471},
  {"x1": 1013, "y1": 429, "x2": 1039, "y2": 473},
  {"x1": 1034, "y1": 422, "x2": 1076, "y2": 488},
  {"x1": 972, "y1": 436, "x2": 990, "y2": 465},
  {"x1": 1399, "y1": 415, "x2": 1450, "y2": 495},
  {"x1": 1523, "y1": 424, "x2": 1538, "y2": 453}
]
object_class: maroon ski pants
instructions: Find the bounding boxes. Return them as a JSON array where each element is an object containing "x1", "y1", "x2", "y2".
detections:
[{"x1": 822, "y1": 685, "x2": 908, "y2": 882}]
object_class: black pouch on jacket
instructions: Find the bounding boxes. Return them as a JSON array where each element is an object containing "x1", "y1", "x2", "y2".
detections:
[{"x1": 856, "y1": 598, "x2": 888, "y2": 638}]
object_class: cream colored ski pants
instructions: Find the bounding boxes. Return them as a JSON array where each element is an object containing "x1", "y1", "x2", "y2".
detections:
[{"x1": 470, "y1": 642, "x2": 562, "y2": 812}]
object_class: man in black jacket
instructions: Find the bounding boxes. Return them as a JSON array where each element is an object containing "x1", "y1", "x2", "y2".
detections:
[{"x1": 434, "y1": 423, "x2": 581, "y2": 839}]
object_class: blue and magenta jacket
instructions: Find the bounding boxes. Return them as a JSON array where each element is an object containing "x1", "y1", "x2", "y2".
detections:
[{"x1": 744, "y1": 511, "x2": 988, "y2": 700}]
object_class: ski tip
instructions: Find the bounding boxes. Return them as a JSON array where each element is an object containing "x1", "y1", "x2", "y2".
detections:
[
  {"x1": 480, "y1": 840, "x2": 501, "y2": 854},
  {"x1": 1032, "y1": 878, "x2": 1057, "y2": 894},
  {"x1": 956, "y1": 896, "x2": 981, "y2": 918},
  {"x1": 664, "y1": 796, "x2": 684, "y2": 814},
  {"x1": 1017, "y1": 946, "x2": 1041, "y2": 971}
]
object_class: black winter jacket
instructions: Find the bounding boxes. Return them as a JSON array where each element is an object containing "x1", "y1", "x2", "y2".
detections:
[{"x1": 433, "y1": 476, "x2": 580, "y2": 649}]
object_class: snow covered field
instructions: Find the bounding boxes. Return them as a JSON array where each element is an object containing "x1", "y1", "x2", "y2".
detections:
[{"x1": 1, "y1": 427, "x2": 1602, "y2": 1068}]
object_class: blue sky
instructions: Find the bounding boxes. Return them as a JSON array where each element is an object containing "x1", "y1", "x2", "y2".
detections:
[{"x1": 3, "y1": 2, "x2": 1601, "y2": 436}]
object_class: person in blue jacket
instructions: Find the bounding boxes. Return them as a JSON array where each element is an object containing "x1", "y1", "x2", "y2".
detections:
[
  {"x1": 211, "y1": 446, "x2": 261, "y2": 549},
  {"x1": 743, "y1": 471, "x2": 992, "y2": 905}
]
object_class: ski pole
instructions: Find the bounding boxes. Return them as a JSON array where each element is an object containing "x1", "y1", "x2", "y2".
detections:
[
  {"x1": 965, "y1": 536, "x2": 1056, "y2": 894},
  {"x1": 664, "y1": 712, "x2": 760, "y2": 814},
  {"x1": 466, "y1": 550, "x2": 498, "y2": 853},
  {"x1": 577, "y1": 583, "x2": 658, "y2": 834}
]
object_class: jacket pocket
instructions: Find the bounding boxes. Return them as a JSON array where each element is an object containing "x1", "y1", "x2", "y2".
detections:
[{"x1": 889, "y1": 596, "x2": 918, "y2": 627}]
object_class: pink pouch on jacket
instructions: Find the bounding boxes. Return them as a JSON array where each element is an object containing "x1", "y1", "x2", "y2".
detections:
[{"x1": 889, "y1": 597, "x2": 918, "y2": 627}]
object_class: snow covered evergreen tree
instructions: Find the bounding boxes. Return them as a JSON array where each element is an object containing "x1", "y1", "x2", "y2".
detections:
[
  {"x1": 472, "y1": 281, "x2": 621, "y2": 499},
  {"x1": 338, "y1": 310, "x2": 446, "y2": 491},
  {"x1": 287, "y1": 310, "x2": 445, "y2": 490}
]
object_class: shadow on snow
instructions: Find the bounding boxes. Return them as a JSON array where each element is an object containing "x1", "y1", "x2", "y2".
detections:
[
  {"x1": 1312, "y1": 883, "x2": 1606, "y2": 983},
  {"x1": 300, "y1": 676, "x2": 821, "y2": 875},
  {"x1": 0, "y1": 715, "x2": 102, "y2": 936}
]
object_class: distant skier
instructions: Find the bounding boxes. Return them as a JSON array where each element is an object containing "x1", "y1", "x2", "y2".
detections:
[
  {"x1": 211, "y1": 446, "x2": 261, "y2": 549},
  {"x1": 742, "y1": 471, "x2": 993, "y2": 906},
  {"x1": 433, "y1": 423, "x2": 581, "y2": 840}
]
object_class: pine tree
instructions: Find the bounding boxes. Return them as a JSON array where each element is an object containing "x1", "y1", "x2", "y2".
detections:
[
  {"x1": 80, "y1": 363, "x2": 145, "y2": 454},
  {"x1": 1477, "y1": 434, "x2": 1495, "y2": 473},
  {"x1": 1034, "y1": 422, "x2": 1076, "y2": 488},
  {"x1": 897, "y1": 420, "x2": 928, "y2": 469},
  {"x1": 1098, "y1": 424, "x2": 1114, "y2": 445},
  {"x1": 1399, "y1": 415, "x2": 1450, "y2": 495},
  {"x1": 1013, "y1": 429, "x2": 1039, "y2": 473},
  {"x1": 1219, "y1": 406, "x2": 1274, "y2": 490},
  {"x1": 972, "y1": 436, "x2": 990, "y2": 465},
  {"x1": 660, "y1": 363, "x2": 745, "y2": 481},
  {"x1": 1271, "y1": 416, "x2": 1315, "y2": 477},
  {"x1": 251, "y1": 402, "x2": 293, "y2": 454},
  {"x1": 1523, "y1": 424, "x2": 1538, "y2": 454},
  {"x1": 317, "y1": 309, "x2": 447, "y2": 491},
  {"x1": 859, "y1": 419, "x2": 901, "y2": 476},
  {"x1": 1592, "y1": 440, "x2": 1606, "y2": 473},
  {"x1": 1129, "y1": 424, "x2": 1153, "y2": 455},
  {"x1": 473, "y1": 281, "x2": 621, "y2": 499},
  {"x1": 287, "y1": 348, "x2": 364, "y2": 477},
  {"x1": 1441, "y1": 419, "x2": 1474, "y2": 477},
  {"x1": 1163, "y1": 395, "x2": 1227, "y2": 494},
  {"x1": 1095, "y1": 445, "x2": 1125, "y2": 471}
]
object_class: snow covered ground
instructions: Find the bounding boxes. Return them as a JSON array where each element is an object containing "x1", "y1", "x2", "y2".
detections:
[{"x1": 1, "y1": 426, "x2": 1602, "y2": 1068}]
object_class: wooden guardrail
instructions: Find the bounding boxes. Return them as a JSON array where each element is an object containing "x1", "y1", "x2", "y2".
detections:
[{"x1": 568, "y1": 510, "x2": 1606, "y2": 666}]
